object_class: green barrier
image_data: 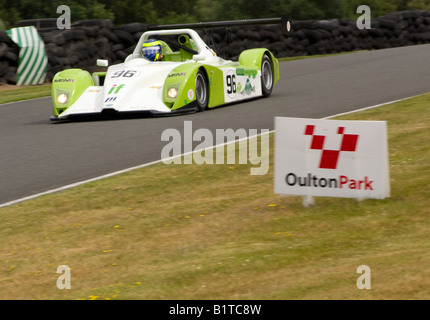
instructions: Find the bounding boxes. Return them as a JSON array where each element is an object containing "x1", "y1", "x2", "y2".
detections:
[{"x1": 6, "y1": 26, "x2": 48, "y2": 85}]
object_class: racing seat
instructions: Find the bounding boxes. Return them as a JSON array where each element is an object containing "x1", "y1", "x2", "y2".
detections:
[{"x1": 162, "y1": 35, "x2": 196, "y2": 62}]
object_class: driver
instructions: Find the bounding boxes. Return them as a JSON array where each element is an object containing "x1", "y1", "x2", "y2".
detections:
[{"x1": 142, "y1": 39, "x2": 164, "y2": 61}]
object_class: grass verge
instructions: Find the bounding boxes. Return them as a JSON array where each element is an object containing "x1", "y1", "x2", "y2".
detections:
[
  {"x1": 277, "y1": 50, "x2": 365, "y2": 62},
  {"x1": 0, "y1": 93, "x2": 429, "y2": 300},
  {"x1": 0, "y1": 83, "x2": 52, "y2": 104}
]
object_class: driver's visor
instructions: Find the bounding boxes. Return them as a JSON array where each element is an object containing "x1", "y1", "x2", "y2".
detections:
[{"x1": 142, "y1": 46, "x2": 161, "y2": 56}]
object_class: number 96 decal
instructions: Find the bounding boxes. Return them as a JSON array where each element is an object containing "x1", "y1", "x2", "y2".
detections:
[
  {"x1": 224, "y1": 69, "x2": 237, "y2": 99},
  {"x1": 109, "y1": 69, "x2": 140, "y2": 79}
]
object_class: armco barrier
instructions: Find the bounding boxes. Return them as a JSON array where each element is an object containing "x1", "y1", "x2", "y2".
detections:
[{"x1": 1, "y1": 10, "x2": 430, "y2": 85}]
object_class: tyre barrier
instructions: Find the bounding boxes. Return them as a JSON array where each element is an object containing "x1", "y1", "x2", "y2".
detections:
[
  {"x1": 1, "y1": 10, "x2": 430, "y2": 85},
  {"x1": 0, "y1": 31, "x2": 19, "y2": 85}
]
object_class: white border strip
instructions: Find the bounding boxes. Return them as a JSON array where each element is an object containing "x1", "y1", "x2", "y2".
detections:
[
  {"x1": 0, "y1": 94, "x2": 419, "y2": 208},
  {"x1": 0, "y1": 131, "x2": 271, "y2": 208},
  {"x1": 0, "y1": 96, "x2": 50, "y2": 107},
  {"x1": 323, "y1": 94, "x2": 422, "y2": 119}
]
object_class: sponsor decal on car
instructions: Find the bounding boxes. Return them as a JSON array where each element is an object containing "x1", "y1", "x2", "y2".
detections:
[
  {"x1": 108, "y1": 84, "x2": 125, "y2": 94},
  {"x1": 223, "y1": 68, "x2": 260, "y2": 102},
  {"x1": 109, "y1": 70, "x2": 139, "y2": 79},
  {"x1": 105, "y1": 97, "x2": 117, "y2": 103},
  {"x1": 188, "y1": 89, "x2": 194, "y2": 100},
  {"x1": 54, "y1": 78, "x2": 75, "y2": 83},
  {"x1": 168, "y1": 72, "x2": 187, "y2": 78},
  {"x1": 240, "y1": 78, "x2": 255, "y2": 96},
  {"x1": 236, "y1": 68, "x2": 258, "y2": 79}
]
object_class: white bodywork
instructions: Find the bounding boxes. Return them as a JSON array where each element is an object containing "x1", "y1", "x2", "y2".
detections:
[
  {"x1": 59, "y1": 60, "x2": 182, "y2": 118},
  {"x1": 57, "y1": 29, "x2": 225, "y2": 119},
  {"x1": 55, "y1": 28, "x2": 264, "y2": 119}
]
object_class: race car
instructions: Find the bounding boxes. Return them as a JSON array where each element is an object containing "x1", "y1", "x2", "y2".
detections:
[{"x1": 50, "y1": 18, "x2": 289, "y2": 121}]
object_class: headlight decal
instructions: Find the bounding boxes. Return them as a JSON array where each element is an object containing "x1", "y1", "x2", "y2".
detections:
[
  {"x1": 167, "y1": 87, "x2": 178, "y2": 99},
  {"x1": 165, "y1": 82, "x2": 180, "y2": 102},
  {"x1": 54, "y1": 88, "x2": 72, "y2": 110},
  {"x1": 57, "y1": 93, "x2": 69, "y2": 104}
]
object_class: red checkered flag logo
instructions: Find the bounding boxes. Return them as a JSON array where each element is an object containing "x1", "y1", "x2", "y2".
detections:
[{"x1": 304, "y1": 125, "x2": 359, "y2": 169}]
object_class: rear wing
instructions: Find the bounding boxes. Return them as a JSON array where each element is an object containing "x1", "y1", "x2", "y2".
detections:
[
  {"x1": 147, "y1": 16, "x2": 292, "y2": 35},
  {"x1": 146, "y1": 17, "x2": 292, "y2": 58}
]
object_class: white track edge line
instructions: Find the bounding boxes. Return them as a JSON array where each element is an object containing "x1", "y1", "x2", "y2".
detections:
[
  {"x1": 0, "y1": 94, "x2": 421, "y2": 208},
  {"x1": 0, "y1": 96, "x2": 50, "y2": 107}
]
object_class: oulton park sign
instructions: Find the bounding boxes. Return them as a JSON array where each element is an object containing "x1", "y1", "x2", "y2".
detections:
[{"x1": 274, "y1": 117, "x2": 390, "y2": 200}]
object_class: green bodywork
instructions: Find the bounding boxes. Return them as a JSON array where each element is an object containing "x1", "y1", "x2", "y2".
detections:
[
  {"x1": 163, "y1": 63, "x2": 226, "y2": 110},
  {"x1": 163, "y1": 48, "x2": 279, "y2": 110},
  {"x1": 238, "y1": 49, "x2": 280, "y2": 84},
  {"x1": 51, "y1": 48, "x2": 279, "y2": 115},
  {"x1": 51, "y1": 68, "x2": 94, "y2": 116}
]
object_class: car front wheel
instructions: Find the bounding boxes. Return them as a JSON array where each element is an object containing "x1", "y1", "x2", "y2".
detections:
[{"x1": 195, "y1": 70, "x2": 208, "y2": 111}]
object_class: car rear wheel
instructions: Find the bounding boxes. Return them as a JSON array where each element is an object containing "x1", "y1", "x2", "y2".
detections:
[
  {"x1": 195, "y1": 70, "x2": 208, "y2": 111},
  {"x1": 261, "y1": 54, "x2": 273, "y2": 97}
]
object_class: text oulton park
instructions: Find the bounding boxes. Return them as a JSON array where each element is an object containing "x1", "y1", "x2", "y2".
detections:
[{"x1": 285, "y1": 173, "x2": 374, "y2": 190}]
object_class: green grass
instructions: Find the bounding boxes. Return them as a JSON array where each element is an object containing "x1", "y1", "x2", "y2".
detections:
[
  {"x1": 0, "y1": 83, "x2": 52, "y2": 104},
  {"x1": 277, "y1": 50, "x2": 365, "y2": 62},
  {"x1": 0, "y1": 92, "x2": 429, "y2": 300}
]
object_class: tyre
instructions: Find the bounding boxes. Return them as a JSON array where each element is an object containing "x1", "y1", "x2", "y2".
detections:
[
  {"x1": 113, "y1": 30, "x2": 135, "y2": 47},
  {"x1": 115, "y1": 22, "x2": 146, "y2": 34},
  {"x1": 4, "y1": 51, "x2": 18, "y2": 63},
  {"x1": 0, "y1": 31, "x2": 14, "y2": 44},
  {"x1": 112, "y1": 44, "x2": 124, "y2": 52},
  {"x1": 53, "y1": 34, "x2": 66, "y2": 46},
  {"x1": 0, "y1": 61, "x2": 9, "y2": 77},
  {"x1": 195, "y1": 69, "x2": 208, "y2": 111},
  {"x1": 5, "y1": 72, "x2": 17, "y2": 84},
  {"x1": 261, "y1": 54, "x2": 273, "y2": 97},
  {"x1": 0, "y1": 43, "x2": 8, "y2": 58},
  {"x1": 100, "y1": 29, "x2": 119, "y2": 43}
]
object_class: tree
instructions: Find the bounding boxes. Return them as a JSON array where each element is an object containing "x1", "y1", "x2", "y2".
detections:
[
  {"x1": 407, "y1": 0, "x2": 430, "y2": 10},
  {"x1": 0, "y1": 0, "x2": 20, "y2": 28},
  {"x1": 2, "y1": 0, "x2": 430, "y2": 28}
]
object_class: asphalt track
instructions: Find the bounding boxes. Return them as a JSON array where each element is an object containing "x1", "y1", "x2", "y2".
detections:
[{"x1": 1, "y1": 44, "x2": 430, "y2": 205}]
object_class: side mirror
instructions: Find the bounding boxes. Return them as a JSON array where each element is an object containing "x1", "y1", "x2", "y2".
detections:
[{"x1": 97, "y1": 59, "x2": 109, "y2": 67}]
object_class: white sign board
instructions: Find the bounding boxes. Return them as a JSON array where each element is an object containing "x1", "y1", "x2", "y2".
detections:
[{"x1": 274, "y1": 117, "x2": 390, "y2": 199}]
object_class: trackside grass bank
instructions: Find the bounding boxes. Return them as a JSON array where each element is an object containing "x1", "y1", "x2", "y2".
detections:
[
  {"x1": 0, "y1": 93, "x2": 429, "y2": 300},
  {"x1": 0, "y1": 83, "x2": 51, "y2": 104}
]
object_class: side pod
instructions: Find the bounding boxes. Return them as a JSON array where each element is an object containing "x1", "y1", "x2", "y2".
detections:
[{"x1": 52, "y1": 69, "x2": 94, "y2": 117}]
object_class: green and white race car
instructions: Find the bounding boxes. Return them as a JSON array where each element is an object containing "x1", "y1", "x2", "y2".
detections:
[{"x1": 51, "y1": 20, "x2": 287, "y2": 121}]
